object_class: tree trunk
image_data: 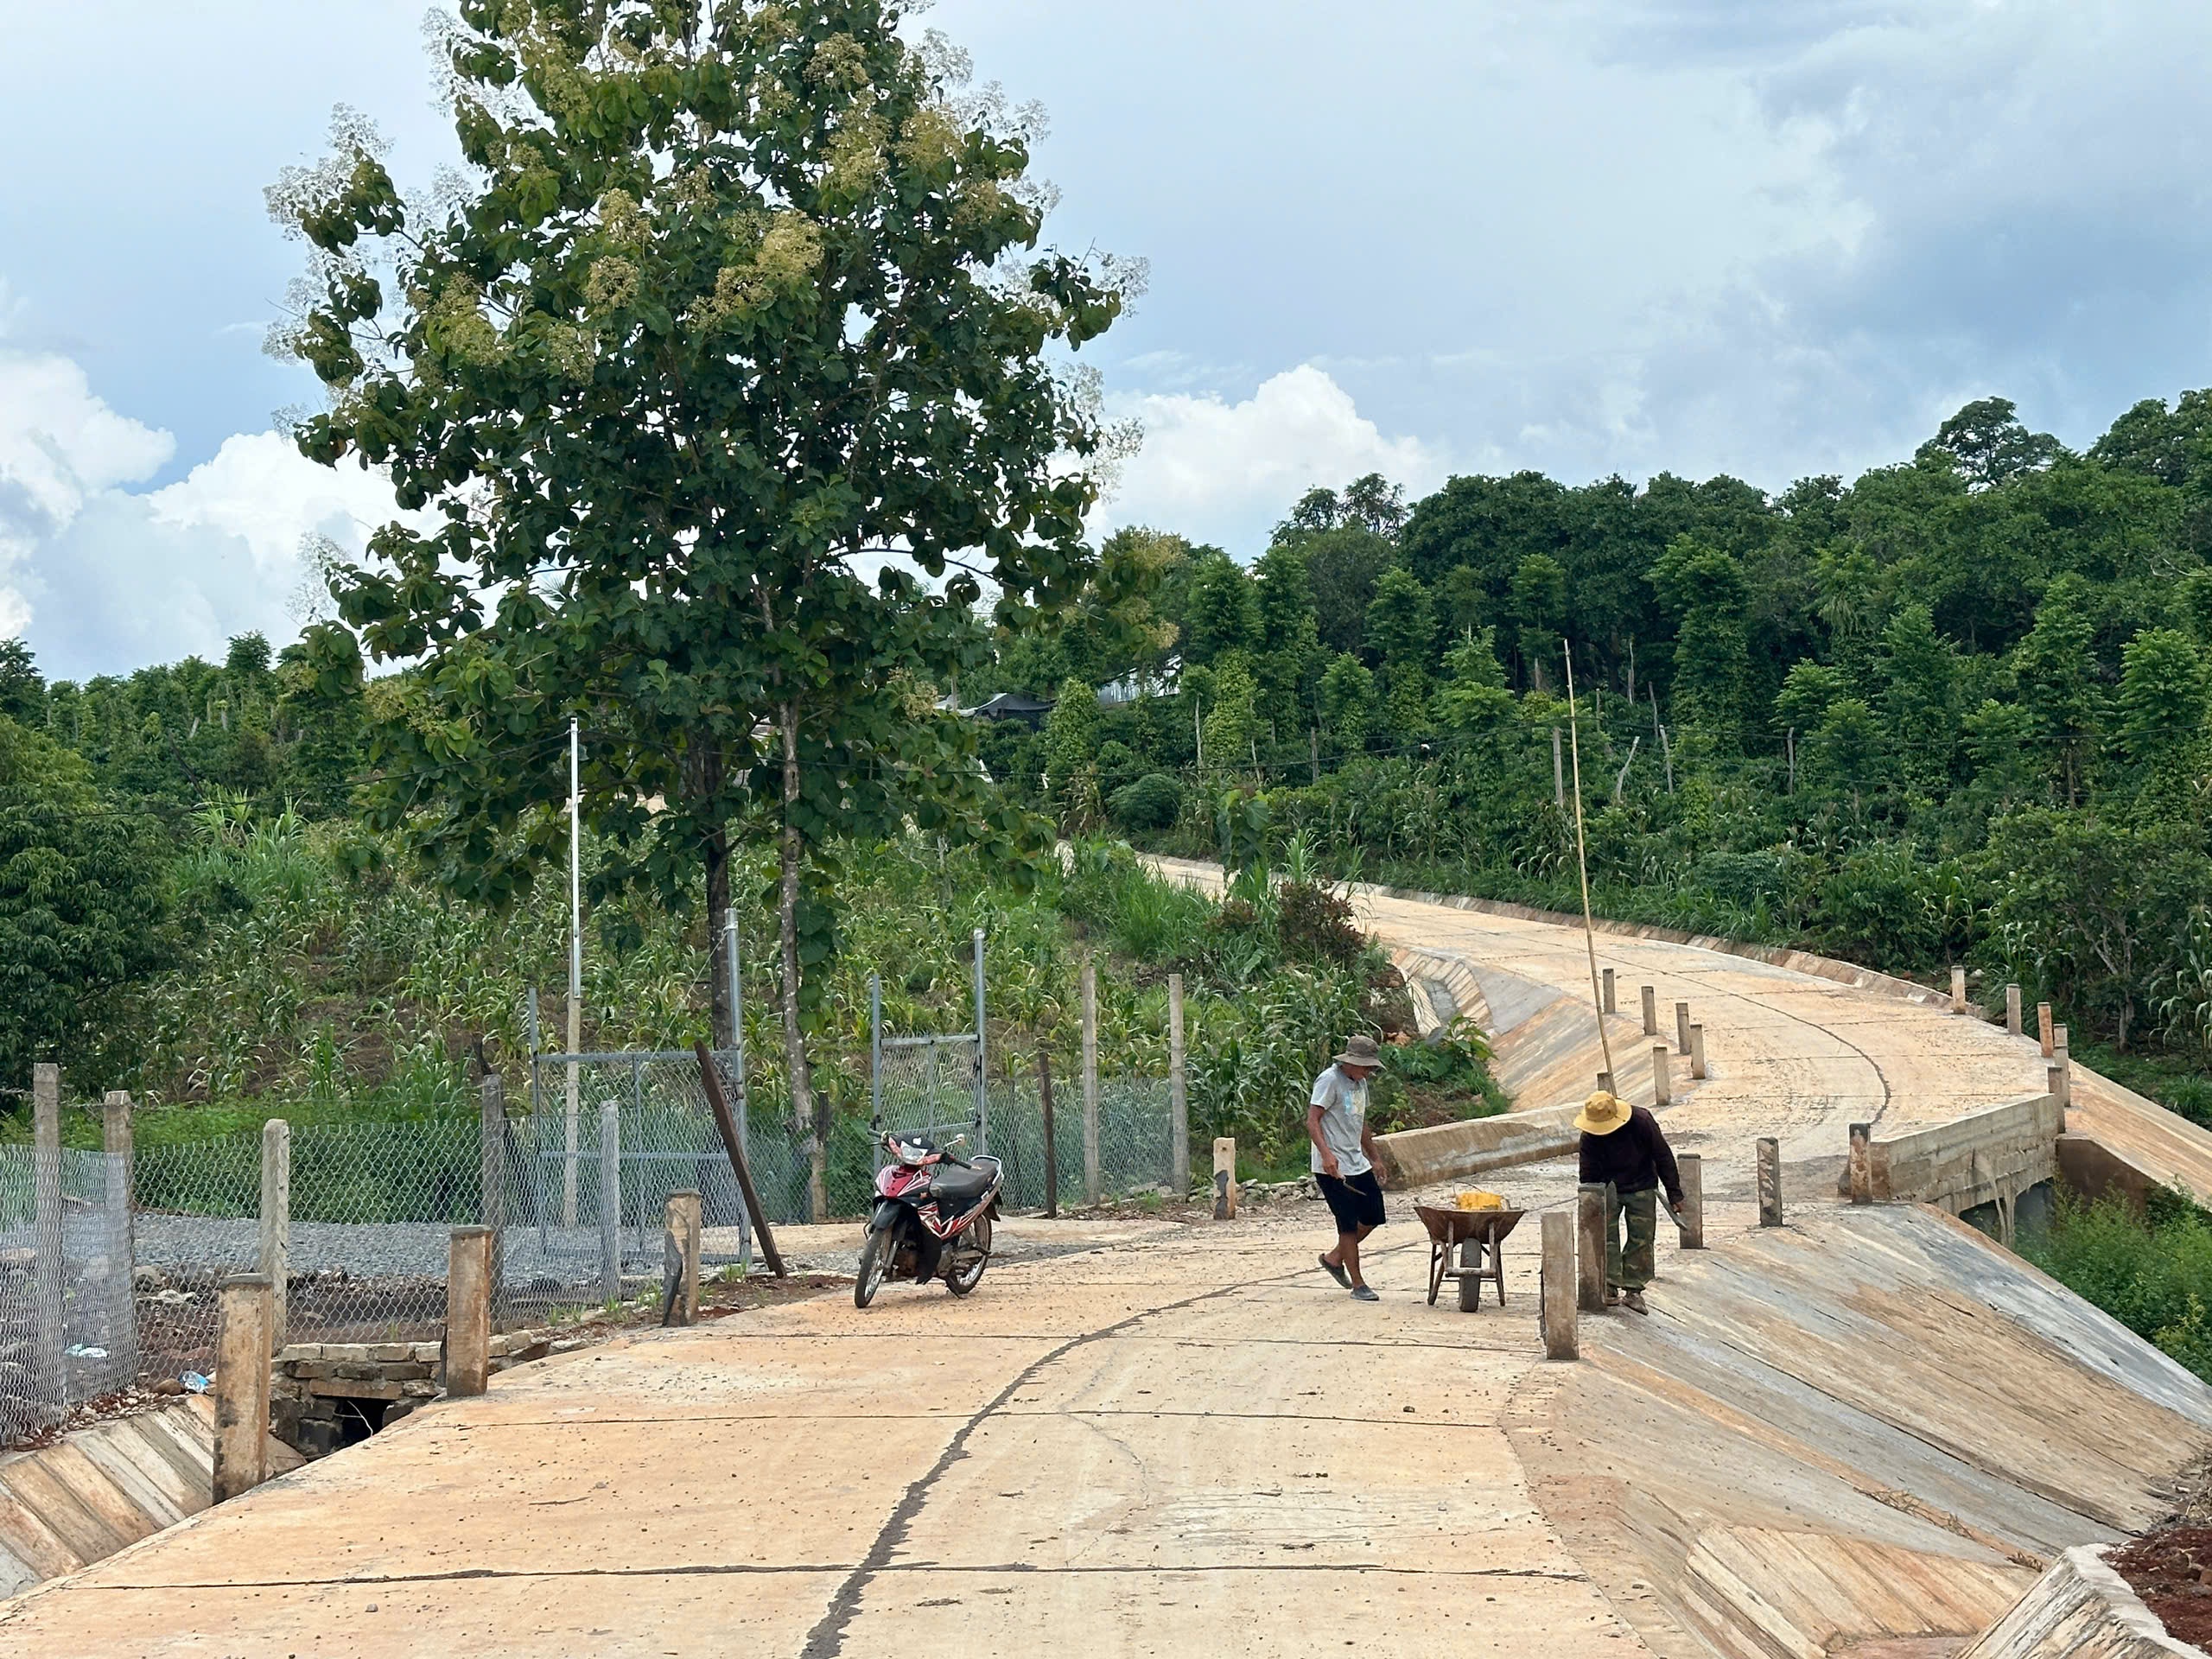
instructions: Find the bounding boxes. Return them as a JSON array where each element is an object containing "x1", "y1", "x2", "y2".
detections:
[{"x1": 775, "y1": 699, "x2": 824, "y2": 1220}]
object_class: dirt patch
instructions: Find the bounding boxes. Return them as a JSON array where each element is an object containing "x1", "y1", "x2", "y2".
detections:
[{"x1": 2106, "y1": 1527, "x2": 2212, "y2": 1646}]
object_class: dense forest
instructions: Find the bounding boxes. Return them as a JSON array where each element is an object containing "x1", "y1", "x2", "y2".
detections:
[
  {"x1": 6, "y1": 390, "x2": 2212, "y2": 1124},
  {"x1": 968, "y1": 393, "x2": 2212, "y2": 1109}
]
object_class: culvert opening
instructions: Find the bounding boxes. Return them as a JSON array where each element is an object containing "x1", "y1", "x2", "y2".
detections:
[{"x1": 332, "y1": 1397, "x2": 386, "y2": 1451}]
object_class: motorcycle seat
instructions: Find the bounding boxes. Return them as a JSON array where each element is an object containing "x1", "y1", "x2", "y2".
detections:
[{"x1": 931, "y1": 1155, "x2": 999, "y2": 1208}]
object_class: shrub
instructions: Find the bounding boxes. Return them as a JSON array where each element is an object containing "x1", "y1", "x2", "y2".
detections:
[
  {"x1": 2021, "y1": 1189, "x2": 2212, "y2": 1384},
  {"x1": 1277, "y1": 880, "x2": 1363, "y2": 966},
  {"x1": 1108, "y1": 772, "x2": 1182, "y2": 831}
]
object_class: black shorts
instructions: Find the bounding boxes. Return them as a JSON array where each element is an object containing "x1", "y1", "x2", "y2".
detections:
[{"x1": 1317, "y1": 1169, "x2": 1386, "y2": 1232}]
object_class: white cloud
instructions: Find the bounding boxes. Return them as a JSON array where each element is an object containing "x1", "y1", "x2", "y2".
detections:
[
  {"x1": 1098, "y1": 365, "x2": 1447, "y2": 556},
  {"x1": 0, "y1": 340, "x2": 410, "y2": 681}
]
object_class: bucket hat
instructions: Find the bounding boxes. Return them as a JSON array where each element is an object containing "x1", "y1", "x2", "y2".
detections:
[
  {"x1": 1574, "y1": 1090, "x2": 1631, "y2": 1135},
  {"x1": 1333, "y1": 1033, "x2": 1383, "y2": 1071}
]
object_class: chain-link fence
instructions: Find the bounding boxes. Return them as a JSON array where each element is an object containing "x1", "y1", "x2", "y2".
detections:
[
  {"x1": 0, "y1": 1144, "x2": 133, "y2": 1446},
  {"x1": 518, "y1": 1050, "x2": 750, "y2": 1302},
  {"x1": 133, "y1": 1119, "x2": 515, "y2": 1382}
]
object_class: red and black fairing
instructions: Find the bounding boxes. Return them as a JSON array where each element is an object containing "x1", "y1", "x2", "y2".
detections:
[{"x1": 870, "y1": 1137, "x2": 1001, "y2": 1283}]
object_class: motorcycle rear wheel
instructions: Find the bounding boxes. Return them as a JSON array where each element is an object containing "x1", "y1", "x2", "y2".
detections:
[
  {"x1": 944, "y1": 1215, "x2": 992, "y2": 1296},
  {"x1": 855, "y1": 1225, "x2": 891, "y2": 1309}
]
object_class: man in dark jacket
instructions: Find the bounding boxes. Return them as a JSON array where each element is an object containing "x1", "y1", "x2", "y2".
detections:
[{"x1": 1574, "y1": 1089, "x2": 1682, "y2": 1314}]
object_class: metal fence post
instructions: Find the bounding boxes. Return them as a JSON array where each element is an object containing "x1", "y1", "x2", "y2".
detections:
[
  {"x1": 1081, "y1": 956, "x2": 1101, "y2": 1205},
  {"x1": 104, "y1": 1090, "x2": 137, "y2": 1379},
  {"x1": 869, "y1": 973, "x2": 884, "y2": 1151},
  {"x1": 480, "y1": 1075, "x2": 506, "y2": 1327},
  {"x1": 31, "y1": 1064, "x2": 65, "y2": 1416},
  {"x1": 600, "y1": 1080, "x2": 622, "y2": 1304},
  {"x1": 1168, "y1": 973, "x2": 1190, "y2": 1195},
  {"x1": 1037, "y1": 1052, "x2": 1059, "y2": 1218},
  {"x1": 259, "y1": 1120, "x2": 291, "y2": 1354},
  {"x1": 972, "y1": 928, "x2": 989, "y2": 1154},
  {"x1": 727, "y1": 910, "x2": 753, "y2": 1269}
]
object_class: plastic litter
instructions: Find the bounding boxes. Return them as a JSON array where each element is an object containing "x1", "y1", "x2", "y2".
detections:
[
  {"x1": 181, "y1": 1371, "x2": 210, "y2": 1394},
  {"x1": 64, "y1": 1344, "x2": 109, "y2": 1359}
]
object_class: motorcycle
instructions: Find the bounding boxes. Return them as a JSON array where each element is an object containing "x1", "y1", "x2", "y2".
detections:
[{"x1": 855, "y1": 1129, "x2": 1003, "y2": 1308}]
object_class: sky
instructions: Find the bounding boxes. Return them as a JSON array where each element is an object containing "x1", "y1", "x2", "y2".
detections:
[{"x1": 4, "y1": 1, "x2": 2212, "y2": 680}]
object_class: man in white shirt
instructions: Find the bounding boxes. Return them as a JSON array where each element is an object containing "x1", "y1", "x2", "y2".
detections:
[{"x1": 1309, "y1": 1033, "x2": 1387, "y2": 1303}]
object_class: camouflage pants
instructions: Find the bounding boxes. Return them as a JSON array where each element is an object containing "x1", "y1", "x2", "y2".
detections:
[{"x1": 1605, "y1": 1184, "x2": 1658, "y2": 1292}]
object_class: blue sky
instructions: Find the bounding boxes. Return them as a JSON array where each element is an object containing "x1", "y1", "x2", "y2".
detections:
[{"x1": 5, "y1": 1, "x2": 2212, "y2": 678}]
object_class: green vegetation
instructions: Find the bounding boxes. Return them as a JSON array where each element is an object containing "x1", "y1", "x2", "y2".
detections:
[
  {"x1": 972, "y1": 397, "x2": 2212, "y2": 1115},
  {"x1": 2022, "y1": 1192, "x2": 2212, "y2": 1384}
]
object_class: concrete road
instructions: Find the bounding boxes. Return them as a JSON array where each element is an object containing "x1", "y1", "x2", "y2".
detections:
[
  {"x1": 0, "y1": 1207, "x2": 1643, "y2": 1657},
  {"x1": 13, "y1": 874, "x2": 2212, "y2": 1656}
]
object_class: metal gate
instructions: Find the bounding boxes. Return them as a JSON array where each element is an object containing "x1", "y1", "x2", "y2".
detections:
[{"x1": 869, "y1": 928, "x2": 990, "y2": 1157}]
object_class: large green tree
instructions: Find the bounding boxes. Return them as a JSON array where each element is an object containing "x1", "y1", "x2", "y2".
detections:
[
  {"x1": 0, "y1": 718, "x2": 169, "y2": 1089},
  {"x1": 270, "y1": 1, "x2": 1133, "y2": 1192}
]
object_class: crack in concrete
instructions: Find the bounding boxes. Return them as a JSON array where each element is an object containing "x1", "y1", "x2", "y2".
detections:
[
  {"x1": 68, "y1": 1560, "x2": 1590, "y2": 1592},
  {"x1": 797, "y1": 1242, "x2": 1430, "y2": 1657}
]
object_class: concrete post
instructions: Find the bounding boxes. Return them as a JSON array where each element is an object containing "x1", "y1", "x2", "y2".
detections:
[
  {"x1": 1688, "y1": 1023, "x2": 1707, "y2": 1081},
  {"x1": 258, "y1": 1120, "x2": 290, "y2": 1354},
  {"x1": 480, "y1": 1074, "x2": 506, "y2": 1324},
  {"x1": 1675, "y1": 1001, "x2": 1692, "y2": 1056},
  {"x1": 1601, "y1": 968, "x2": 1617, "y2": 1015},
  {"x1": 446, "y1": 1227, "x2": 493, "y2": 1397},
  {"x1": 1757, "y1": 1138, "x2": 1783, "y2": 1227},
  {"x1": 2054, "y1": 1023, "x2": 2069, "y2": 1057},
  {"x1": 2038, "y1": 1004, "x2": 2055, "y2": 1058},
  {"x1": 1950, "y1": 965, "x2": 1967, "y2": 1014},
  {"x1": 31, "y1": 1064, "x2": 65, "y2": 1411},
  {"x1": 1651, "y1": 1044, "x2": 1672, "y2": 1107},
  {"x1": 2050, "y1": 1061, "x2": 2070, "y2": 1116},
  {"x1": 1541, "y1": 1213, "x2": 1579, "y2": 1361},
  {"x1": 1640, "y1": 985, "x2": 1657, "y2": 1037},
  {"x1": 1576, "y1": 1184, "x2": 1607, "y2": 1312},
  {"x1": 2005, "y1": 984, "x2": 2023, "y2": 1038},
  {"x1": 1167, "y1": 974, "x2": 1190, "y2": 1196},
  {"x1": 212, "y1": 1274, "x2": 272, "y2": 1502},
  {"x1": 1212, "y1": 1138, "x2": 1236, "y2": 1221},
  {"x1": 103, "y1": 1090, "x2": 137, "y2": 1376},
  {"x1": 1081, "y1": 957, "x2": 1101, "y2": 1206},
  {"x1": 1848, "y1": 1123, "x2": 1872, "y2": 1205},
  {"x1": 1676, "y1": 1154, "x2": 1704, "y2": 1249},
  {"x1": 664, "y1": 1189, "x2": 701, "y2": 1326}
]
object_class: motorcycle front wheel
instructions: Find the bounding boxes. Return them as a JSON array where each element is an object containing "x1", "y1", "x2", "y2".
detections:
[
  {"x1": 944, "y1": 1215, "x2": 992, "y2": 1297},
  {"x1": 855, "y1": 1224, "x2": 891, "y2": 1309}
]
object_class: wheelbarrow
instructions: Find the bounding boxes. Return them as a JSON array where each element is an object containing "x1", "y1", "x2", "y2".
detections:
[{"x1": 1414, "y1": 1205, "x2": 1526, "y2": 1310}]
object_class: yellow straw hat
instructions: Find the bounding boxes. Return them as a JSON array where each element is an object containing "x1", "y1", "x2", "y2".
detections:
[{"x1": 1574, "y1": 1090, "x2": 1630, "y2": 1135}]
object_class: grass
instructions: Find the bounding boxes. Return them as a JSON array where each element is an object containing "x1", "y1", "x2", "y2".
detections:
[{"x1": 2019, "y1": 1189, "x2": 2212, "y2": 1384}]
